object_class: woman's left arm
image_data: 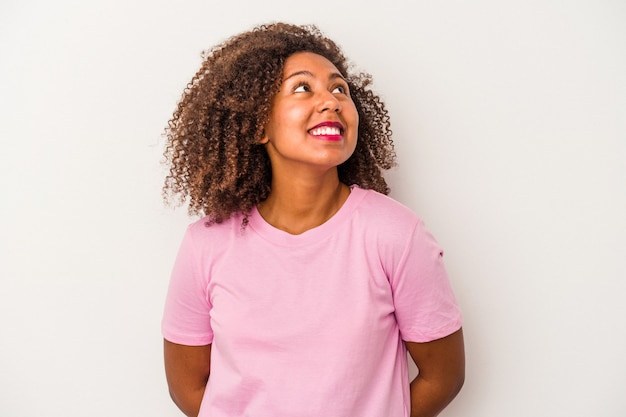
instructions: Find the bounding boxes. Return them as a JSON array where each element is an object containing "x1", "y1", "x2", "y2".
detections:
[{"x1": 406, "y1": 328, "x2": 465, "y2": 417}]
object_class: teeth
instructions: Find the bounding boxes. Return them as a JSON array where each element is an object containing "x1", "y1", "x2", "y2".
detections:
[{"x1": 310, "y1": 126, "x2": 341, "y2": 136}]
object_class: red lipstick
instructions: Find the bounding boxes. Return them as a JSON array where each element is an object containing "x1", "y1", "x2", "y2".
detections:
[{"x1": 308, "y1": 121, "x2": 344, "y2": 141}]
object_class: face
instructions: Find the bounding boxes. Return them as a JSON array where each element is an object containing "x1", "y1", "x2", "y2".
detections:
[{"x1": 260, "y1": 52, "x2": 359, "y2": 176}]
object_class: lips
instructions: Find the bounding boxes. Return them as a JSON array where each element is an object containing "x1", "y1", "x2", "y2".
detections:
[{"x1": 308, "y1": 121, "x2": 344, "y2": 138}]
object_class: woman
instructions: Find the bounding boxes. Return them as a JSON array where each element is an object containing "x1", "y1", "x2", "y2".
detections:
[{"x1": 161, "y1": 22, "x2": 465, "y2": 417}]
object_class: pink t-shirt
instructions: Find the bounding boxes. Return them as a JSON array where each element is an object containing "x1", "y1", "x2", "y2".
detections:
[{"x1": 162, "y1": 186, "x2": 462, "y2": 417}]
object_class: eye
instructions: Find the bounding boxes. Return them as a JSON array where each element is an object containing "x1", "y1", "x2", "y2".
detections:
[
  {"x1": 294, "y1": 82, "x2": 311, "y2": 93},
  {"x1": 332, "y1": 85, "x2": 348, "y2": 94}
]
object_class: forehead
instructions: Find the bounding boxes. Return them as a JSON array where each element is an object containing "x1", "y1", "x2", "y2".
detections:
[{"x1": 282, "y1": 51, "x2": 342, "y2": 78}]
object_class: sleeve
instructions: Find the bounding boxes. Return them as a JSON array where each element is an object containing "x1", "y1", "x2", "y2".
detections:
[
  {"x1": 390, "y1": 219, "x2": 463, "y2": 343},
  {"x1": 161, "y1": 225, "x2": 214, "y2": 346}
]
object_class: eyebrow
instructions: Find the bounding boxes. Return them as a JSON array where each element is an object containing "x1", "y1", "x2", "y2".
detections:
[{"x1": 283, "y1": 70, "x2": 346, "y2": 82}]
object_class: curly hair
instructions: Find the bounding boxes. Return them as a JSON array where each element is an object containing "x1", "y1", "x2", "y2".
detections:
[{"x1": 163, "y1": 22, "x2": 396, "y2": 224}]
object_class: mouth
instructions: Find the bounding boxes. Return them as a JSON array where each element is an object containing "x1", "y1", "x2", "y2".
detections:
[{"x1": 308, "y1": 122, "x2": 344, "y2": 139}]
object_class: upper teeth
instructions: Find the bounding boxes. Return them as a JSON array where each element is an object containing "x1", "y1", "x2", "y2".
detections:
[{"x1": 310, "y1": 126, "x2": 341, "y2": 136}]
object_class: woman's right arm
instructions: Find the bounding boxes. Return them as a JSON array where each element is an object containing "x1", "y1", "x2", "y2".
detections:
[{"x1": 164, "y1": 339, "x2": 212, "y2": 417}]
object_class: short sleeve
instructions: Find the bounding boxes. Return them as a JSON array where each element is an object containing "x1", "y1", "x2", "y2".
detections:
[
  {"x1": 390, "y1": 220, "x2": 463, "y2": 343},
  {"x1": 161, "y1": 225, "x2": 214, "y2": 346}
]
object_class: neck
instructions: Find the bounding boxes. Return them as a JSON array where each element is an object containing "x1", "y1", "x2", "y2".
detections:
[{"x1": 257, "y1": 171, "x2": 350, "y2": 235}]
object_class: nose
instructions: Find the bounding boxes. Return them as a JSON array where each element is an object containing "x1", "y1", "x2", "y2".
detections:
[{"x1": 318, "y1": 90, "x2": 341, "y2": 113}]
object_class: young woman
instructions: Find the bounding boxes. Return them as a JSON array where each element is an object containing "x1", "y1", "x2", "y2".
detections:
[{"x1": 161, "y1": 22, "x2": 465, "y2": 417}]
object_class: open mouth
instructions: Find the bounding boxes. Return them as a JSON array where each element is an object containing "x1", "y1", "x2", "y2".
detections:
[{"x1": 309, "y1": 126, "x2": 342, "y2": 136}]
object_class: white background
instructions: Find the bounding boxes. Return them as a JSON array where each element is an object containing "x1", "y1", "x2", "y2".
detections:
[{"x1": 1, "y1": 1, "x2": 624, "y2": 416}]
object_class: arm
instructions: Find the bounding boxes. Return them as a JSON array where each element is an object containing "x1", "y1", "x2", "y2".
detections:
[
  {"x1": 406, "y1": 328, "x2": 465, "y2": 417},
  {"x1": 164, "y1": 339, "x2": 212, "y2": 417}
]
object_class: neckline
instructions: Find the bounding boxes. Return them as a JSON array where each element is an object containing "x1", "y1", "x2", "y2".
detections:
[{"x1": 248, "y1": 185, "x2": 367, "y2": 247}]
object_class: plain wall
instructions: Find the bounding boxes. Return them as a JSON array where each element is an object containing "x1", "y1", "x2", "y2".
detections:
[{"x1": 1, "y1": 0, "x2": 624, "y2": 416}]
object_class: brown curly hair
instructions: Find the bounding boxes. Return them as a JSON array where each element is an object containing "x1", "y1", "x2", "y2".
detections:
[{"x1": 163, "y1": 22, "x2": 396, "y2": 224}]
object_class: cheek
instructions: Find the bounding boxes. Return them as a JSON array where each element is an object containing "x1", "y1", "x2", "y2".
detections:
[
  {"x1": 345, "y1": 101, "x2": 359, "y2": 124},
  {"x1": 347, "y1": 105, "x2": 359, "y2": 137},
  {"x1": 269, "y1": 105, "x2": 308, "y2": 133},
  {"x1": 284, "y1": 105, "x2": 310, "y2": 125}
]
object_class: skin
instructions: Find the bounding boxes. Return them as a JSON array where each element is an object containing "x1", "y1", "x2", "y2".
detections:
[
  {"x1": 261, "y1": 52, "x2": 358, "y2": 173},
  {"x1": 163, "y1": 341, "x2": 211, "y2": 417},
  {"x1": 257, "y1": 51, "x2": 358, "y2": 234},
  {"x1": 164, "y1": 52, "x2": 465, "y2": 416},
  {"x1": 407, "y1": 329, "x2": 465, "y2": 417}
]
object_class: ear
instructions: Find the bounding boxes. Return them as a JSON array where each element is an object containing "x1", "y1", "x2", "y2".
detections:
[{"x1": 258, "y1": 132, "x2": 269, "y2": 145}]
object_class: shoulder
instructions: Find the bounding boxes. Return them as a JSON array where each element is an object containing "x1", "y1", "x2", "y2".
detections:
[
  {"x1": 349, "y1": 188, "x2": 440, "y2": 277},
  {"x1": 182, "y1": 212, "x2": 248, "y2": 253},
  {"x1": 186, "y1": 212, "x2": 247, "y2": 233},
  {"x1": 347, "y1": 187, "x2": 426, "y2": 258},
  {"x1": 352, "y1": 187, "x2": 422, "y2": 230}
]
